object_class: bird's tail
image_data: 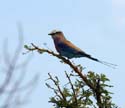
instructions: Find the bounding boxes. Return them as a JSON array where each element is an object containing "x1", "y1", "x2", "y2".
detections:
[{"x1": 86, "y1": 55, "x2": 117, "y2": 69}]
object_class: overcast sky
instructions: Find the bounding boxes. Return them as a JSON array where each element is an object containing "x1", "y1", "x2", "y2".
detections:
[{"x1": 0, "y1": 0, "x2": 125, "y2": 108}]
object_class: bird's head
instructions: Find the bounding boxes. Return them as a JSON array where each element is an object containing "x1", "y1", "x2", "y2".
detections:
[
  {"x1": 48, "y1": 29, "x2": 62, "y2": 36},
  {"x1": 48, "y1": 29, "x2": 66, "y2": 41}
]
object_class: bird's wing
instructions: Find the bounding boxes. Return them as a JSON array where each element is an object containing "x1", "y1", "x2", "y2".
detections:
[{"x1": 63, "y1": 40, "x2": 85, "y2": 53}]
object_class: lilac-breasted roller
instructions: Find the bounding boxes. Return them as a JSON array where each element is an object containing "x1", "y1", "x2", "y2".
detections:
[{"x1": 48, "y1": 30, "x2": 117, "y2": 68}]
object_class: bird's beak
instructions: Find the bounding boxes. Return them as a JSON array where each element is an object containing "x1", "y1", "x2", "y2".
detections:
[{"x1": 48, "y1": 33, "x2": 52, "y2": 35}]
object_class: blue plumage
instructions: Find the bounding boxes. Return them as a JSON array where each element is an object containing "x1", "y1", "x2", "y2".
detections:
[{"x1": 48, "y1": 30, "x2": 117, "y2": 68}]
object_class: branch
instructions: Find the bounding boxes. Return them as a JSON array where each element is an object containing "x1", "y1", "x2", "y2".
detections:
[
  {"x1": 24, "y1": 43, "x2": 105, "y2": 108},
  {"x1": 48, "y1": 73, "x2": 67, "y2": 102},
  {"x1": 96, "y1": 78, "x2": 102, "y2": 108},
  {"x1": 65, "y1": 72, "x2": 78, "y2": 106},
  {"x1": 24, "y1": 43, "x2": 95, "y2": 91},
  {"x1": 0, "y1": 25, "x2": 39, "y2": 108}
]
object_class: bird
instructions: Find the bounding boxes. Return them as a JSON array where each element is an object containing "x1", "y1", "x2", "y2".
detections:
[{"x1": 48, "y1": 29, "x2": 117, "y2": 68}]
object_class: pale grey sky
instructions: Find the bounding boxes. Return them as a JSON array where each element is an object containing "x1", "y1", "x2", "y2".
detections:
[{"x1": 0, "y1": 0, "x2": 125, "y2": 108}]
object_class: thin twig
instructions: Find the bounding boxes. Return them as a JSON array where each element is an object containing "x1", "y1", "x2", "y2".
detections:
[
  {"x1": 48, "y1": 73, "x2": 67, "y2": 102},
  {"x1": 65, "y1": 72, "x2": 78, "y2": 106}
]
